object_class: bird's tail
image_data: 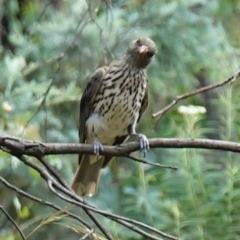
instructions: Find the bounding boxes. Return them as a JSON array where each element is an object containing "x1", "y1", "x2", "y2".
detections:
[{"x1": 71, "y1": 155, "x2": 103, "y2": 197}]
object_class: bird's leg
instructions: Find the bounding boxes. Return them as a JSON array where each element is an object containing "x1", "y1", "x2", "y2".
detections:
[
  {"x1": 128, "y1": 123, "x2": 149, "y2": 156},
  {"x1": 86, "y1": 113, "x2": 104, "y2": 155},
  {"x1": 93, "y1": 137, "x2": 103, "y2": 155}
]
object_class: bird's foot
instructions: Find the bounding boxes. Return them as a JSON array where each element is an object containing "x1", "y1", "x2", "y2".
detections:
[
  {"x1": 93, "y1": 138, "x2": 103, "y2": 155},
  {"x1": 136, "y1": 134, "x2": 149, "y2": 157}
]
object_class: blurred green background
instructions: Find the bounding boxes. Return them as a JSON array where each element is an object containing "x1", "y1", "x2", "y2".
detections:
[{"x1": 1, "y1": 0, "x2": 240, "y2": 239}]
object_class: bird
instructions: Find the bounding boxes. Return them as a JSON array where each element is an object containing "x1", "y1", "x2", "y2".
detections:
[{"x1": 71, "y1": 37, "x2": 157, "y2": 196}]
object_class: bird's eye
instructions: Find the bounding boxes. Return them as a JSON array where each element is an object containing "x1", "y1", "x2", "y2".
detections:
[
  {"x1": 136, "y1": 39, "x2": 141, "y2": 45},
  {"x1": 147, "y1": 52, "x2": 154, "y2": 58}
]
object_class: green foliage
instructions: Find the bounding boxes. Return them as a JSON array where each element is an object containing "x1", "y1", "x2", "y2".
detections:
[{"x1": 1, "y1": 0, "x2": 240, "y2": 239}]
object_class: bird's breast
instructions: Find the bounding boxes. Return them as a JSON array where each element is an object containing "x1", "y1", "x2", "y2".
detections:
[{"x1": 88, "y1": 69, "x2": 147, "y2": 144}]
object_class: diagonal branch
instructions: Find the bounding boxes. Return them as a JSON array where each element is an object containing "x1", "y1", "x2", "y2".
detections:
[
  {"x1": 36, "y1": 156, "x2": 70, "y2": 189},
  {"x1": 152, "y1": 70, "x2": 240, "y2": 124},
  {"x1": 0, "y1": 176, "x2": 92, "y2": 230},
  {"x1": 0, "y1": 204, "x2": 26, "y2": 240}
]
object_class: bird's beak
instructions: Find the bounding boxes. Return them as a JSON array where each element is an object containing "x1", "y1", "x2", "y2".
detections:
[{"x1": 139, "y1": 45, "x2": 148, "y2": 54}]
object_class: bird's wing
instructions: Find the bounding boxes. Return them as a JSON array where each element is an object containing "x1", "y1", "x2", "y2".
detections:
[
  {"x1": 79, "y1": 66, "x2": 109, "y2": 144},
  {"x1": 137, "y1": 79, "x2": 148, "y2": 123}
]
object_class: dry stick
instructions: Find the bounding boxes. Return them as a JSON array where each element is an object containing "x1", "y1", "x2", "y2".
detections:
[
  {"x1": 0, "y1": 136, "x2": 183, "y2": 172},
  {"x1": 3, "y1": 136, "x2": 240, "y2": 156},
  {"x1": 16, "y1": 155, "x2": 179, "y2": 240},
  {"x1": 125, "y1": 154, "x2": 178, "y2": 169},
  {"x1": 0, "y1": 204, "x2": 26, "y2": 240},
  {"x1": 0, "y1": 176, "x2": 92, "y2": 230},
  {"x1": 37, "y1": 156, "x2": 71, "y2": 189},
  {"x1": 152, "y1": 70, "x2": 240, "y2": 124}
]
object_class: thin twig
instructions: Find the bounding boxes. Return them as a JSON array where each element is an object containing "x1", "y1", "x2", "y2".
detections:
[
  {"x1": 152, "y1": 70, "x2": 240, "y2": 124},
  {"x1": 82, "y1": 206, "x2": 113, "y2": 240},
  {"x1": 36, "y1": 156, "x2": 71, "y2": 189},
  {"x1": 0, "y1": 204, "x2": 26, "y2": 240},
  {"x1": 37, "y1": 1, "x2": 52, "y2": 22},
  {"x1": 22, "y1": 79, "x2": 55, "y2": 132},
  {"x1": 126, "y1": 154, "x2": 178, "y2": 169}
]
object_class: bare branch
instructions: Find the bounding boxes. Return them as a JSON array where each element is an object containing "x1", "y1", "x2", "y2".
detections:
[
  {"x1": 2, "y1": 136, "x2": 240, "y2": 158},
  {"x1": 152, "y1": 70, "x2": 240, "y2": 124},
  {"x1": 36, "y1": 156, "x2": 70, "y2": 189},
  {"x1": 125, "y1": 154, "x2": 178, "y2": 169},
  {"x1": 0, "y1": 204, "x2": 26, "y2": 240}
]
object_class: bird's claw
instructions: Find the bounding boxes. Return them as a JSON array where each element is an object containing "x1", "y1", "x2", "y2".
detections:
[
  {"x1": 138, "y1": 134, "x2": 149, "y2": 157},
  {"x1": 93, "y1": 139, "x2": 103, "y2": 155}
]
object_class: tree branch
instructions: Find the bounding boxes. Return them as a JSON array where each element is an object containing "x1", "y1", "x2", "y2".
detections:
[
  {"x1": 152, "y1": 70, "x2": 240, "y2": 124},
  {"x1": 0, "y1": 204, "x2": 26, "y2": 240},
  {"x1": 125, "y1": 154, "x2": 178, "y2": 169},
  {"x1": 0, "y1": 176, "x2": 93, "y2": 231},
  {"x1": 1, "y1": 135, "x2": 240, "y2": 158}
]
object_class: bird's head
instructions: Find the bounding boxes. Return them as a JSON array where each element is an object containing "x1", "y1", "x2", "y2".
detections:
[{"x1": 126, "y1": 37, "x2": 157, "y2": 69}]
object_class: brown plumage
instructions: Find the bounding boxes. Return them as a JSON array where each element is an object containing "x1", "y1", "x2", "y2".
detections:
[{"x1": 71, "y1": 37, "x2": 157, "y2": 196}]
